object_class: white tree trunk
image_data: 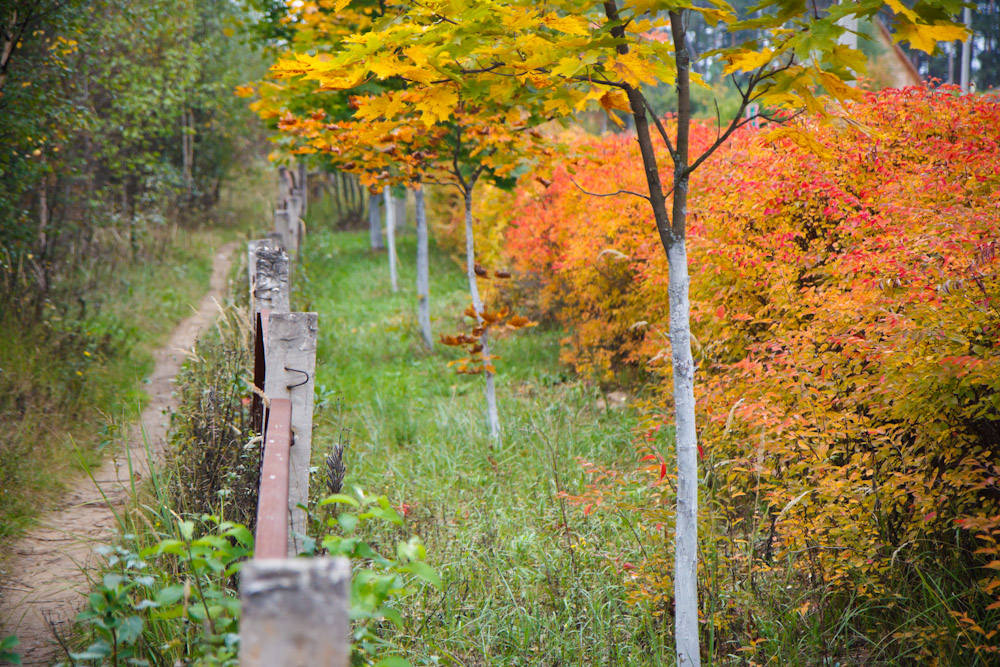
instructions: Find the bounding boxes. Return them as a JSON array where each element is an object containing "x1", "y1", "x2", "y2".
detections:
[
  {"x1": 395, "y1": 192, "x2": 407, "y2": 229},
  {"x1": 368, "y1": 192, "x2": 383, "y2": 250},
  {"x1": 668, "y1": 239, "x2": 700, "y2": 667},
  {"x1": 961, "y1": 6, "x2": 972, "y2": 93},
  {"x1": 415, "y1": 188, "x2": 432, "y2": 349},
  {"x1": 384, "y1": 186, "x2": 398, "y2": 292},
  {"x1": 463, "y1": 191, "x2": 500, "y2": 439}
]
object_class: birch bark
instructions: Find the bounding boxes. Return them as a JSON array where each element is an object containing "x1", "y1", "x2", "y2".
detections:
[
  {"x1": 368, "y1": 191, "x2": 383, "y2": 250},
  {"x1": 415, "y1": 187, "x2": 432, "y2": 349},
  {"x1": 602, "y1": 3, "x2": 702, "y2": 663},
  {"x1": 384, "y1": 187, "x2": 398, "y2": 292}
]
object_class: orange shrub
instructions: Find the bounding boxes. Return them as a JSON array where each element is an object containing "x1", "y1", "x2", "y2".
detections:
[{"x1": 504, "y1": 85, "x2": 1000, "y2": 659}]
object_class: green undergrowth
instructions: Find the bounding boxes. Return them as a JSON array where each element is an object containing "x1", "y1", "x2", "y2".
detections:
[{"x1": 301, "y1": 228, "x2": 671, "y2": 666}]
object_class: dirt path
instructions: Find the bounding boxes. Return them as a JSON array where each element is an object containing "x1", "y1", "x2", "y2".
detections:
[{"x1": 0, "y1": 242, "x2": 238, "y2": 665}]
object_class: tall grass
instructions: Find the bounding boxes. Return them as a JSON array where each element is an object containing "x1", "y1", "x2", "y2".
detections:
[
  {"x1": 301, "y1": 227, "x2": 673, "y2": 665},
  {"x1": 0, "y1": 225, "x2": 222, "y2": 544}
]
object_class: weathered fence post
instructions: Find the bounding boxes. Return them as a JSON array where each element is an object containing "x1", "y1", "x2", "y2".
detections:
[
  {"x1": 240, "y1": 558, "x2": 350, "y2": 667},
  {"x1": 278, "y1": 165, "x2": 291, "y2": 204},
  {"x1": 252, "y1": 246, "x2": 290, "y2": 314},
  {"x1": 239, "y1": 165, "x2": 347, "y2": 667},
  {"x1": 274, "y1": 208, "x2": 292, "y2": 251},
  {"x1": 263, "y1": 311, "x2": 318, "y2": 556},
  {"x1": 294, "y1": 162, "x2": 308, "y2": 214},
  {"x1": 287, "y1": 195, "x2": 303, "y2": 253},
  {"x1": 247, "y1": 238, "x2": 276, "y2": 313}
]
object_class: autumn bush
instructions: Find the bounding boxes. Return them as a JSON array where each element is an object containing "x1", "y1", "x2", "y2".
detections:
[{"x1": 499, "y1": 85, "x2": 1000, "y2": 661}]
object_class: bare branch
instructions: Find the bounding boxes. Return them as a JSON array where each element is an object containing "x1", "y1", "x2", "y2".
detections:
[
  {"x1": 639, "y1": 92, "x2": 676, "y2": 157},
  {"x1": 569, "y1": 176, "x2": 650, "y2": 202}
]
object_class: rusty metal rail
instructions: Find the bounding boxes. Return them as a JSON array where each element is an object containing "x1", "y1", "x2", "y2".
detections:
[{"x1": 255, "y1": 398, "x2": 292, "y2": 559}]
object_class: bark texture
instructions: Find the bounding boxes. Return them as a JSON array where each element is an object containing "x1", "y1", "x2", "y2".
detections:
[
  {"x1": 604, "y1": 3, "x2": 702, "y2": 663},
  {"x1": 415, "y1": 188, "x2": 432, "y2": 349},
  {"x1": 384, "y1": 187, "x2": 398, "y2": 292},
  {"x1": 368, "y1": 192, "x2": 384, "y2": 250}
]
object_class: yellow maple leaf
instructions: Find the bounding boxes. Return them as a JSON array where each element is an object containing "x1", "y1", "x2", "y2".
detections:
[
  {"x1": 722, "y1": 48, "x2": 773, "y2": 76},
  {"x1": 599, "y1": 90, "x2": 631, "y2": 113},
  {"x1": 885, "y1": 0, "x2": 918, "y2": 22},
  {"x1": 542, "y1": 14, "x2": 589, "y2": 36},
  {"x1": 609, "y1": 51, "x2": 659, "y2": 88},
  {"x1": 415, "y1": 87, "x2": 459, "y2": 126},
  {"x1": 816, "y1": 71, "x2": 864, "y2": 102},
  {"x1": 895, "y1": 20, "x2": 968, "y2": 54}
]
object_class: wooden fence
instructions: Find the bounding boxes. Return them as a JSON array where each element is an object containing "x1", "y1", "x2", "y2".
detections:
[{"x1": 239, "y1": 164, "x2": 349, "y2": 667}]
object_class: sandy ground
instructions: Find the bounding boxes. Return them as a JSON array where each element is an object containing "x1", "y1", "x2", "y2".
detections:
[{"x1": 0, "y1": 242, "x2": 237, "y2": 665}]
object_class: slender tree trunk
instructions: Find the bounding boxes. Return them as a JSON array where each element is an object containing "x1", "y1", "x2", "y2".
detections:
[
  {"x1": 606, "y1": 1, "x2": 701, "y2": 662},
  {"x1": 961, "y1": 5, "x2": 972, "y2": 92},
  {"x1": 395, "y1": 191, "x2": 407, "y2": 229},
  {"x1": 463, "y1": 188, "x2": 500, "y2": 439},
  {"x1": 667, "y1": 12, "x2": 700, "y2": 666},
  {"x1": 384, "y1": 186, "x2": 398, "y2": 291},
  {"x1": 37, "y1": 179, "x2": 48, "y2": 257},
  {"x1": 337, "y1": 173, "x2": 346, "y2": 218},
  {"x1": 415, "y1": 187, "x2": 432, "y2": 349},
  {"x1": 369, "y1": 190, "x2": 383, "y2": 250}
]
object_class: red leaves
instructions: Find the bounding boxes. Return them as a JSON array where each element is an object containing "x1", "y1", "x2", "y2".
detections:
[{"x1": 444, "y1": 300, "x2": 534, "y2": 377}]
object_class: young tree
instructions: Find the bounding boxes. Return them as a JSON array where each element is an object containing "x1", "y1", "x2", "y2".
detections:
[{"x1": 271, "y1": 85, "x2": 547, "y2": 437}]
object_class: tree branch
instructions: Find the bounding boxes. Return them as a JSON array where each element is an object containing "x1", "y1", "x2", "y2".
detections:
[
  {"x1": 639, "y1": 92, "x2": 676, "y2": 157},
  {"x1": 569, "y1": 176, "x2": 650, "y2": 202}
]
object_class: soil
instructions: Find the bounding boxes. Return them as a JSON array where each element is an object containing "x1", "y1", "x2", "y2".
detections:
[{"x1": 0, "y1": 242, "x2": 237, "y2": 666}]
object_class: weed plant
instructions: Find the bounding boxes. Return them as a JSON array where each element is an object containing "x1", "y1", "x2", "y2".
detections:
[{"x1": 166, "y1": 304, "x2": 258, "y2": 529}]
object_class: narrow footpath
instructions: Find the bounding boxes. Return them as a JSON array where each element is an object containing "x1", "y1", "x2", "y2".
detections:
[{"x1": 0, "y1": 242, "x2": 237, "y2": 665}]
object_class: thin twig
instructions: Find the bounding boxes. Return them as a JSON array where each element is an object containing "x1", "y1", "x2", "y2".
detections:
[{"x1": 569, "y1": 176, "x2": 650, "y2": 202}]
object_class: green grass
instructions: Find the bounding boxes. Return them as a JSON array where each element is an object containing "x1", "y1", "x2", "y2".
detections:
[
  {"x1": 301, "y1": 227, "x2": 673, "y2": 666},
  {"x1": 0, "y1": 226, "x2": 225, "y2": 544}
]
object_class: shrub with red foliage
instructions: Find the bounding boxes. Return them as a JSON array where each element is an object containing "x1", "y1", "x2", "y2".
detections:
[{"x1": 504, "y1": 85, "x2": 1000, "y2": 658}]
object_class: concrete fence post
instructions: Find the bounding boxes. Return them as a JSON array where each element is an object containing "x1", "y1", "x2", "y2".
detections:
[
  {"x1": 263, "y1": 311, "x2": 318, "y2": 556},
  {"x1": 253, "y1": 246, "x2": 290, "y2": 314},
  {"x1": 278, "y1": 165, "x2": 291, "y2": 205},
  {"x1": 294, "y1": 162, "x2": 308, "y2": 213},
  {"x1": 248, "y1": 238, "x2": 276, "y2": 316},
  {"x1": 287, "y1": 195, "x2": 303, "y2": 253},
  {"x1": 274, "y1": 209, "x2": 292, "y2": 251},
  {"x1": 240, "y1": 558, "x2": 350, "y2": 667}
]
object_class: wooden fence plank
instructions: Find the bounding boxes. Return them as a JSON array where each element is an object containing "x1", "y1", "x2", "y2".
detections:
[{"x1": 263, "y1": 311, "x2": 318, "y2": 556}]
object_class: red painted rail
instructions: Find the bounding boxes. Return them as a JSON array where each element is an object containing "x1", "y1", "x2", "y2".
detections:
[{"x1": 255, "y1": 398, "x2": 292, "y2": 559}]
